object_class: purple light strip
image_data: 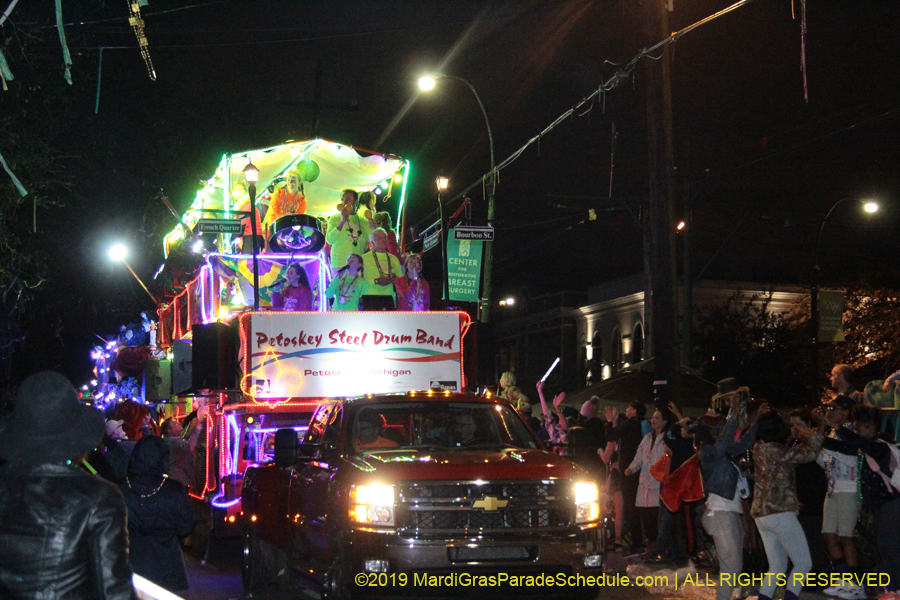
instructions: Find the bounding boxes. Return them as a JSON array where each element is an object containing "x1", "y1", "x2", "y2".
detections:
[{"x1": 210, "y1": 494, "x2": 241, "y2": 509}]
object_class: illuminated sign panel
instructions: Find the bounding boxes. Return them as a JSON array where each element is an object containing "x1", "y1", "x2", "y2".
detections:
[{"x1": 246, "y1": 312, "x2": 464, "y2": 399}]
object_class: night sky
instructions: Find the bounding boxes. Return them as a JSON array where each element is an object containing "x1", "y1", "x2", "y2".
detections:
[{"x1": 2, "y1": 0, "x2": 899, "y2": 385}]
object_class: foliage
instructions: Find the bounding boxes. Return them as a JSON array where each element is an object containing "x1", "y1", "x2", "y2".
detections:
[
  {"x1": 692, "y1": 290, "x2": 810, "y2": 407},
  {"x1": 826, "y1": 285, "x2": 900, "y2": 380}
]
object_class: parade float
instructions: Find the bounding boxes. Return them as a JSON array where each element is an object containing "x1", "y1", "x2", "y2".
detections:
[{"x1": 86, "y1": 138, "x2": 472, "y2": 536}]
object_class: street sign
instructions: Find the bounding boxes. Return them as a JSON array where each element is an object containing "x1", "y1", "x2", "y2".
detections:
[
  {"x1": 453, "y1": 226, "x2": 494, "y2": 241},
  {"x1": 424, "y1": 230, "x2": 440, "y2": 252},
  {"x1": 818, "y1": 289, "x2": 846, "y2": 342},
  {"x1": 447, "y1": 228, "x2": 483, "y2": 302},
  {"x1": 197, "y1": 219, "x2": 244, "y2": 234}
]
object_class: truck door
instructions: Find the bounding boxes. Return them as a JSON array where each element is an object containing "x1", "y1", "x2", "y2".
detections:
[{"x1": 294, "y1": 404, "x2": 341, "y2": 558}]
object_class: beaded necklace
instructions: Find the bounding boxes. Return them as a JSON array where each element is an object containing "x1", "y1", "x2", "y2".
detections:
[
  {"x1": 345, "y1": 213, "x2": 363, "y2": 247},
  {"x1": 373, "y1": 252, "x2": 393, "y2": 278},
  {"x1": 126, "y1": 474, "x2": 168, "y2": 498},
  {"x1": 406, "y1": 276, "x2": 425, "y2": 309},
  {"x1": 338, "y1": 274, "x2": 360, "y2": 304}
]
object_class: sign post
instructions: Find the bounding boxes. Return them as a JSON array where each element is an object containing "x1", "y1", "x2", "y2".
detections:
[{"x1": 446, "y1": 228, "x2": 483, "y2": 302}]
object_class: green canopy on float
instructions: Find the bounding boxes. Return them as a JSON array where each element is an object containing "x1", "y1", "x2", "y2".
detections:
[{"x1": 164, "y1": 138, "x2": 408, "y2": 257}]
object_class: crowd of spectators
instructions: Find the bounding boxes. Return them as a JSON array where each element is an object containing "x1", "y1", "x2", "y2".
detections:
[
  {"x1": 505, "y1": 362, "x2": 900, "y2": 600},
  {"x1": 0, "y1": 371, "x2": 206, "y2": 597}
]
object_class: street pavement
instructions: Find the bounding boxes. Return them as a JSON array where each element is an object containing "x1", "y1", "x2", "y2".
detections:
[{"x1": 177, "y1": 537, "x2": 844, "y2": 600}]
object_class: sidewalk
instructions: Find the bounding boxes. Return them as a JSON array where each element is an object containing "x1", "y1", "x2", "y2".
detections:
[{"x1": 605, "y1": 549, "x2": 848, "y2": 600}]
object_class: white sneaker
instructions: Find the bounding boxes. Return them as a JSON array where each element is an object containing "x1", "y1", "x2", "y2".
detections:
[
  {"x1": 825, "y1": 585, "x2": 844, "y2": 596},
  {"x1": 837, "y1": 585, "x2": 866, "y2": 600}
]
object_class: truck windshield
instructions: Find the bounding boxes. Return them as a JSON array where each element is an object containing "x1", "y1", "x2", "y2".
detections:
[{"x1": 349, "y1": 403, "x2": 539, "y2": 454}]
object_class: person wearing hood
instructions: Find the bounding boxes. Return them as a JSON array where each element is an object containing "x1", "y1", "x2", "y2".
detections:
[
  {"x1": 120, "y1": 436, "x2": 196, "y2": 592},
  {"x1": 0, "y1": 371, "x2": 137, "y2": 599}
]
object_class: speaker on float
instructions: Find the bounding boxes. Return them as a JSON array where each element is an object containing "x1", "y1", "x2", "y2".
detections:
[
  {"x1": 172, "y1": 340, "x2": 193, "y2": 395},
  {"x1": 143, "y1": 359, "x2": 172, "y2": 402},
  {"x1": 191, "y1": 322, "x2": 238, "y2": 391}
]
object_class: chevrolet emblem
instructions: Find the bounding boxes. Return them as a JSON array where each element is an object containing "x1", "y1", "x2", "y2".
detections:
[{"x1": 472, "y1": 496, "x2": 509, "y2": 511}]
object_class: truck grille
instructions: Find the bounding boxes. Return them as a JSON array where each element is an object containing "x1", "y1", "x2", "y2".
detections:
[{"x1": 396, "y1": 480, "x2": 574, "y2": 533}]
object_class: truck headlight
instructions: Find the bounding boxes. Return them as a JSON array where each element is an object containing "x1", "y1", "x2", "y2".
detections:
[
  {"x1": 574, "y1": 481, "x2": 600, "y2": 524},
  {"x1": 350, "y1": 484, "x2": 395, "y2": 526}
]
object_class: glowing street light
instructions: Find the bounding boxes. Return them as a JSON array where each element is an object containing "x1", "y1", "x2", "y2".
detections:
[
  {"x1": 437, "y1": 176, "x2": 450, "y2": 302},
  {"x1": 809, "y1": 197, "x2": 879, "y2": 401},
  {"x1": 419, "y1": 73, "x2": 496, "y2": 322},
  {"x1": 107, "y1": 243, "x2": 158, "y2": 306},
  {"x1": 243, "y1": 159, "x2": 262, "y2": 310}
]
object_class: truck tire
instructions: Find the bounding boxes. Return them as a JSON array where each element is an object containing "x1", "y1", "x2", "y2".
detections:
[
  {"x1": 322, "y1": 546, "x2": 351, "y2": 600},
  {"x1": 242, "y1": 526, "x2": 274, "y2": 591}
]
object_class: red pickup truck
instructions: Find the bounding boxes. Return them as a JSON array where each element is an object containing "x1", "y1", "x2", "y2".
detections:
[{"x1": 241, "y1": 392, "x2": 605, "y2": 598}]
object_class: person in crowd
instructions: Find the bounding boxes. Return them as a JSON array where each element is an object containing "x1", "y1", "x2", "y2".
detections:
[
  {"x1": 788, "y1": 407, "x2": 830, "y2": 574},
  {"x1": 498, "y1": 371, "x2": 516, "y2": 399},
  {"x1": 120, "y1": 436, "x2": 196, "y2": 592},
  {"x1": 373, "y1": 211, "x2": 400, "y2": 258},
  {"x1": 362, "y1": 228, "x2": 403, "y2": 301},
  {"x1": 272, "y1": 262, "x2": 313, "y2": 311},
  {"x1": 161, "y1": 407, "x2": 205, "y2": 488},
  {"x1": 694, "y1": 390, "x2": 758, "y2": 600},
  {"x1": 395, "y1": 253, "x2": 430, "y2": 311},
  {"x1": 326, "y1": 189, "x2": 376, "y2": 275},
  {"x1": 599, "y1": 409, "x2": 626, "y2": 551},
  {"x1": 263, "y1": 169, "x2": 307, "y2": 233},
  {"x1": 324, "y1": 253, "x2": 366, "y2": 311},
  {"x1": 624, "y1": 408, "x2": 673, "y2": 558},
  {"x1": 607, "y1": 401, "x2": 647, "y2": 553},
  {"x1": 830, "y1": 364, "x2": 864, "y2": 405},
  {"x1": 0, "y1": 371, "x2": 137, "y2": 599},
  {"x1": 113, "y1": 399, "x2": 153, "y2": 442},
  {"x1": 647, "y1": 409, "x2": 698, "y2": 566},
  {"x1": 751, "y1": 408, "x2": 825, "y2": 600},
  {"x1": 566, "y1": 396, "x2": 606, "y2": 482},
  {"x1": 817, "y1": 394, "x2": 861, "y2": 587},
  {"x1": 103, "y1": 417, "x2": 136, "y2": 482},
  {"x1": 354, "y1": 412, "x2": 399, "y2": 453},
  {"x1": 535, "y1": 381, "x2": 567, "y2": 445},
  {"x1": 820, "y1": 405, "x2": 900, "y2": 596}
]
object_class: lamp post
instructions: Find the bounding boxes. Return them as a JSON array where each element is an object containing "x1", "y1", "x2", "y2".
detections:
[
  {"x1": 436, "y1": 176, "x2": 450, "y2": 304},
  {"x1": 243, "y1": 160, "x2": 261, "y2": 311},
  {"x1": 809, "y1": 198, "x2": 878, "y2": 402},
  {"x1": 419, "y1": 74, "x2": 495, "y2": 322},
  {"x1": 108, "y1": 243, "x2": 158, "y2": 306}
]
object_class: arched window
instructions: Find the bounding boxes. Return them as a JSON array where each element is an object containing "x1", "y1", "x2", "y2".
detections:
[
  {"x1": 612, "y1": 328, "x2": 623, "y2": 373},
  {"x1": 591, "y1": 330, "x2": 602, "y2": 364},
  {"x1": 633, "y1": 323, "x2": 644, "y2": 362}
]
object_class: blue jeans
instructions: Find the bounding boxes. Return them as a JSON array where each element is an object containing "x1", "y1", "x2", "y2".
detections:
[
  {"x1": 703, "y1": 510, "x2": 743, "y2": 600},
  {"x1": 655, "y1": 503, "x2": 684, "y2": 559},
  {"x1": 754, "y1": 512, "x2": 812, "y2": 597}
]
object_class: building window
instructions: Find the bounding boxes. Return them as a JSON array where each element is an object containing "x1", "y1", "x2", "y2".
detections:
[
  {"x1": 633, "y1": 323, "x2": 644, "y2": 362},
  {"x1": 612, "y1": 328, "x2": 623, "y2": 373},
  {"x1": 591, "y1": 331, "x2": 602, "y2": 362}
]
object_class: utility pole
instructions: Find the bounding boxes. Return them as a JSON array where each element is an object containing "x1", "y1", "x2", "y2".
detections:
[{"x1": 646, "y1": 0, "x2": 680, "y2": 411}]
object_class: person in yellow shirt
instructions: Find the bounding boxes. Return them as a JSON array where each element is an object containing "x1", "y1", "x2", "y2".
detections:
[{"x1": 361, "y1": 228, "x2": 402, "y2": 303}]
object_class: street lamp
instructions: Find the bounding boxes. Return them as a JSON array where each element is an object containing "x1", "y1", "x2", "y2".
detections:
[
  {"x1": 108, "y1": 243, "x2": 158, "y2": 306},
  {"x1": 436, "y1": 176, "x2": 450, "y2": 303},
  {"x1": 419, "y1": 74, "x2": 496, "y2": 322},
  {"x1": 809, "y1": 197, "x2": 878, "y2": 402},
  {"x1": 243, "y1": 159, "x2": 261, "y2": 311}
]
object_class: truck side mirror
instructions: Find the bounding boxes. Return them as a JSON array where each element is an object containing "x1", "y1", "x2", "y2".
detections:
[{"x1": 273, "y1": 428, "x2": 298, "y2": 468}]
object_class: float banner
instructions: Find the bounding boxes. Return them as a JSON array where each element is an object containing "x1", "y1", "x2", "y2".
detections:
[
  {"x1": 447, "y1": 228, "x2": 483, "y2": 302},
  {"x1": 246, "y1": 312, "x2": 464, "y2": 398},
  {"x1": 818, "y1": 290, "x2": 846, "y2": 342}
]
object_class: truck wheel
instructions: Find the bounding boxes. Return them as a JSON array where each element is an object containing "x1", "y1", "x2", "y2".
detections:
[
  {"x1": 322, "y1": 549, "x2": 351, "y2": 600},
  {"x1": 242, "y1": 526, "x2": 272, "y2": 591}
]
